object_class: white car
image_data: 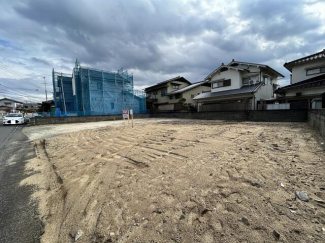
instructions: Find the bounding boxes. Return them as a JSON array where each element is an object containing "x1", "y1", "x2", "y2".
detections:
[{"x1": 3, "y1": 113, "x2": 25, "y2": 125}]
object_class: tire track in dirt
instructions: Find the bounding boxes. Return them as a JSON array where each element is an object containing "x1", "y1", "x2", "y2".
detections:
[{"x1": 26, "y1": 121, "x2": 325, "y2": 243}]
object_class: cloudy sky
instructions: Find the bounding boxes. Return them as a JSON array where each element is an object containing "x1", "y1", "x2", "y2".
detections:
[{"x1": 0, "y1": 0, "x2": 324, "y2": 102}]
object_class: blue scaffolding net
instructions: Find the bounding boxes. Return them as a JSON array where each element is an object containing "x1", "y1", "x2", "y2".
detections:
[{"x1": 52, "y1": 60, "x2": 147, "y2": 116}]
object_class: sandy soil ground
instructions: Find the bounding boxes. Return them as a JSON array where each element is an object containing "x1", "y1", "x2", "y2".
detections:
[
  {"x1": 22, "y1": 119, "x2": 325, "y2": 243},
  {"x1": 23, "y1": 119, "x2": 191, "y2": 141}
]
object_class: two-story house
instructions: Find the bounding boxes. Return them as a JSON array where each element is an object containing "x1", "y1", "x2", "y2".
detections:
[
  {"x1": 145, "y1": 77, "x2": 211, "y2": 111},
  {"x1": 0, "y1": 98, "x2": 23, "y2": 114},
  {"x1": 193, "y1": 60, "x2": 284, "y2": 112},
  {"x1": 275, "y1": 49, "x2": 325, "y2": 109},
  {"x1": 165, "y1": 81, "x2": 211, "y2": 110}
]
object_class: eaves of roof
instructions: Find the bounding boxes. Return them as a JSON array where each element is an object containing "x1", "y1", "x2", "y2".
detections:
[
  {"x1": 144, "y1": 76, "x2": 191, "y2": 91},
  {"x1": 194, "y1": 83, "x2": 262, "y2": 100},
  {"x1": 205, "y1": 61, "x2": 284, "y2": 81},
  {"x1": 275, "y1": 73, "x2": 325, "y2": 93},
  {"x1": 205, "y1": 65, "x2": 247, "y2": 80},
  {"x1": 284, "y1": 49, "x2": 325, "y2": 72},
  {"x1": 167, "y1": 80, "x2": 209, "y2": 95}
]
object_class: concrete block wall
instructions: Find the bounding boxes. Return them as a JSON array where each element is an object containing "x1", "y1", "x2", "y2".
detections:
[
  {"x1": 153, "y1": 110, "x2": 307, "y2": 122},
  {"x1": 308, "y1": 110, "x2": 325, "y2": 136},
  {"x1": 247, "y1": 110, "x2": 308, "y2": 122},
  {"x1": 30, "y1": 114, "x2": 151, "y2": 126},
  {"x1": 152, "y1": 111, "x2": 247, "y2": 120},
  {"x1": 29, "y1": 110, "x2": 308, "y2": 126}
]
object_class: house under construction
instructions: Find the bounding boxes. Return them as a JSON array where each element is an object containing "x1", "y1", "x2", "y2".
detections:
[{"x1": 52, "y1": 60, "x2": 146, "y2": 116}]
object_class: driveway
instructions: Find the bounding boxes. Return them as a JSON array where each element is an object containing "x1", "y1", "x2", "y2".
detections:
[{"x1": 0, "y1": 123, "x2": 42, "y2": 243}]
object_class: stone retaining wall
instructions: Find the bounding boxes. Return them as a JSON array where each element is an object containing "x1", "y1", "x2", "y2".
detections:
[{"x1": 308, "y1": 109, "x2": 325, "y2": 137}]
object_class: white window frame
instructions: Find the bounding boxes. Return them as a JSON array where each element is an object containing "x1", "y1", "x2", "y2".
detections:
[
  {"x1": 263, "y1": 76, "x2": 268, "y2": 85},
  {"x1": 212, "y1": 79, "x2": 231, "y2": 89},
  {"x1": 212, "y1": 82, "x2": 224, "y2": 88},
  {"x1": 306, "y1": 66, "x2": 325, "y2": 76}
]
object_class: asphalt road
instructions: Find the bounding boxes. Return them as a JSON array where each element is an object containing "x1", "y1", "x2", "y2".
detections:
[{"x1": 0, "y1": 123, "x2": 42, "y2": 243}]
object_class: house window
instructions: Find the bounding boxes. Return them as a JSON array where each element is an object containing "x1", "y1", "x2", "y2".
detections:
[
  {"x1": 175, "y1": 93, "x2": 182, "y2": 99},
  {"x1": 172, "y1": 84, "x2": 180, "y2": 89},
  {"x1": 170, "y1": 95, "x2": 173, "y2": 99},
  {"x1": 306, "y1": 66, "x2": 325, "y2": 75},
  {"x1": 263, "y1": 76, "x2": 268, "y2": 85},
  {"x1": 212, "y1": 79, "x2": 231, "y2": 88},
  {"x1": 4, "y1": 102, "x2": 12, "y2": 105},
  {"x1": 242, "y1": 78, "x2": 249, "y2": 85},
  {"x1": 191, "y1": 94, "x2": 195, "y2": 98},
  {"x1": 97, "y1": 82, "x2": 103, "y2": 90},
  {"x1": 161, "y1": 88, "x2": 167, "y2": 96},
  {"x1": 146, "y1": 92, "x2": 151, "y2": 98}
]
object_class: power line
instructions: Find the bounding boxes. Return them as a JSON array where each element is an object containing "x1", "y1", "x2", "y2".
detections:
[
  {"x1": 0, "y1": 66, "x2": 42, "y2": 89},
  {"x1": 0, "y1": 92, "x2": 39, "y2": 102},
  {"x1": 0, "y1": 56, "x2": 53, "y2": 102},
  {"x1": 0, "y1": 83, "x2": 41, "y2": 100},
  {"x1": 0, "y1": 89, "x2": 40, "y2": 100},
  {"x1": 0, "y1": 55, "x2": 51, "y2": 78},
  {"x1": 0, "y1": 81, "x2": 39, "y2": 92},
  {"x1": 0, "y1": 60, "x2": 45, "y2": 89}
]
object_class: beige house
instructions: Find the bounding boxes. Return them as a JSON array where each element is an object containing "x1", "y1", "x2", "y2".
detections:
[
  {"x1": 194, "y1": 60, "x2": 284, "y2": 111},
  {"x1": 145, "y1": 76, "x2": 191, "y2": 110},
  {"x1": 275, "y1": 49, "x2": 325, "y2": 109},
  {"x1": 144, "y1": 77, "x2": 210, "y2": 111},
  {"x1": 163, "y1": 81, "x2": 211, "y2": 110}
]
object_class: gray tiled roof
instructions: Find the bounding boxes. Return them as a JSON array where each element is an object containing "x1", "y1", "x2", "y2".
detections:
[
  {"x1": 205, "y1": 61, "x2": 284, "y2": 80},
  {"x1": 168, "y1": 80, "x2": 208, "y2": 95},
  {"x1": 193, "y1": 83, "x2": 262, "y2": 100},
  {"x1": 275, "y1": 73, "x2": 325, "y2": 93},
  {"x1": 284, "y1": 49, "x2": 325, "y2": 72},
  {"x1": 145, "y1": 76, "x2": 191, "y2": 91}
]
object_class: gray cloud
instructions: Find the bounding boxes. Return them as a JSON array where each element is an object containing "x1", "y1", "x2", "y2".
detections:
[
  {"x1": 0, "y1": 0, "x2": 324, "y2": 101},
  {"x1": 238, "y1": 0, "x2": 322, "y2": 40},
  {"x1": 31, "y1": 57, "x2": 51, "y2": 66}
]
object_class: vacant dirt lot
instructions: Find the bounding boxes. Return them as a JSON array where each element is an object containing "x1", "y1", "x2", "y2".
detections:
[{"x1": 23, "y1": 119, "x2": 325, "y2": 243}]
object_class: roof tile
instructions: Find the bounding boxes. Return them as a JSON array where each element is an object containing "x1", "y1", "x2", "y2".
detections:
[{"x1": 194, "y1": 83, "x2": 262, "y2": 100}]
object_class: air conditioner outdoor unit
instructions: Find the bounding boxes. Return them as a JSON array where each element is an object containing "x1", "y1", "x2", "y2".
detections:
[{"x1": 249, "y1": 80, "x2": 254, "y2": 85}]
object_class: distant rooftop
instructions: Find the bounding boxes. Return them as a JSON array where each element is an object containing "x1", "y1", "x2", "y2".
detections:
[{"x1": 0, "y1": 98, "x2": 23, "y2": 103}]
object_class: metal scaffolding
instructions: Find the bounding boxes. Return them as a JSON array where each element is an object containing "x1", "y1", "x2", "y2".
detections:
[{"x1": 52, "y1": 60, "x2": 146, "y2": 116}]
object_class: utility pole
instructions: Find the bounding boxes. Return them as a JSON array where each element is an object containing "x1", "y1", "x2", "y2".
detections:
[{"x1": 43, "y1": 76, "x2": 48, "y2": 101}]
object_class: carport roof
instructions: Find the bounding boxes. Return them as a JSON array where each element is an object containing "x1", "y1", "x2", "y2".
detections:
[{"x1": 193, "y1": 83, "x2": 262, "y2": 100}]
